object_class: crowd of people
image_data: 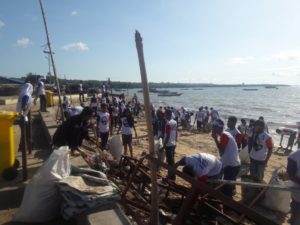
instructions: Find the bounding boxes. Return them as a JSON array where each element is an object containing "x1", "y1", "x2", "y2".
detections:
[{"x1": 16, "y1": 77, "x2": 300, "y2": 224}]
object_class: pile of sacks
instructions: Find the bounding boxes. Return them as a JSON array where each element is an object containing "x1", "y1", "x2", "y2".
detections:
[
  {"x1": 59, "y1": 167, "x2": 120, "y2": 220},
  {"x1": 13, "y1": 146, "x2": 120, "y2": 223}
]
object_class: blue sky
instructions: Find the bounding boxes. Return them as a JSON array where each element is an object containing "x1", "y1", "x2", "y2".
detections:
[{"x1": 1, "y1": 0, "x2": 300, "y2": 84}]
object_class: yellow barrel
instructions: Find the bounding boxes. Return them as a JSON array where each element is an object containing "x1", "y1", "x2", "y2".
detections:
[
  {"x1": 45, "y1": 90, "x2": 54, "y2": 107},
  {"x1": 0, "y1": 111, "x2": 18, "y2": 179}
]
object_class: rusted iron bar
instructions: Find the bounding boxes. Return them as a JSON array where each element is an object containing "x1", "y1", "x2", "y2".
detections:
[
  {"x1": 236, "y1": 187, "x2": 268, "y2": 223},
  {"x1": 202, "y1": 201, "x2": 238, "y2": 224},
  {"x1": 122, "y1": 155, "x2": 146, "y2": 198},
  {"x1": 173, "y1": 185, "x2": 200, "y2": 225},
  {"x1": 123, "y1": 199, "x2": 151, "y2": 215},
  {"x1": 122, "y1": 202, "x2": 148, "y2": 225}
]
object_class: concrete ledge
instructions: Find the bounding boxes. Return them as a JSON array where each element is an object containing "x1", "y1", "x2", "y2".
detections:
[
  {"x1": 74, "y1": 204, "x2": 131, "y2": 225},
  {"x1": 0, "y1": 98, "x2": 18, "y2": 105}
]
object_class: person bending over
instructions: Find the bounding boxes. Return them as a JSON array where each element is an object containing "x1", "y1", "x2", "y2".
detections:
[{"x1": 175, "y1": 153, "x2": 223, "y2": 182}]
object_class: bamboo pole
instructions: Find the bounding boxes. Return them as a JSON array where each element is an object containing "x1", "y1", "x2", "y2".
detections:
[
  {"x1": 135, "y1": 30, "x2": 159, "y2": 225},
  {"x1": 39, "y1": 0, "x2": 64, "y2": 122}
]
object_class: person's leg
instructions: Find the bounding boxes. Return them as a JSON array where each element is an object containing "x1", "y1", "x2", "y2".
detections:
[
  {"x1": 100, "y1": 132, "x2": 105, "y2": 150},
  {"x1": 127, "y1": 134, "x2": 133, "y2": 157},
  {"x1": 223, "y1": 166, "x2": 240, "y2": 197},
  {"x1": 103, "y1": 132, "x2": 109, "y2": 149},
  {"x1": 290, "y1": 199, "x2": 300, "y2": 225},
  {"x1": 165, "y1": 146, "x2": 176, "y2": 180},
  {"x1": 279, "y1": 134, "x2": 284, "y2": 147},
  {"x1": 288, "y1": 134, "x2": 296, "y2": 150},
  {"x1": 43, "y1": 95, "x2": 47, "y2": 111}
]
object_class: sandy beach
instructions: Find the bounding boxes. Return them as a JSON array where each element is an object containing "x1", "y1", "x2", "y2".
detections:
[{"x1": 0, "y1": 99, "x2": 292, "y2": 224}]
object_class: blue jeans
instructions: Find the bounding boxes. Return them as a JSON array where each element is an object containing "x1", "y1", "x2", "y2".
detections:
[
  {"x1": 222, "y1": 165, "x2": 240, "y2": 197},
  {"x1": 291, "y1": 199, "x2": 300, "y2": 225}
]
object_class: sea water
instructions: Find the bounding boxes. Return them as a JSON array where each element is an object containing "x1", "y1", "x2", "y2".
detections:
[{"x1": 127, "y1": 86, "x2": 300, "y2": 150}]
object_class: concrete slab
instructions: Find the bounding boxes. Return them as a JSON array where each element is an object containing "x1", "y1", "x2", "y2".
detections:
[{"x1": 74, "y1": 204, "x2": 131, "y2": 225}]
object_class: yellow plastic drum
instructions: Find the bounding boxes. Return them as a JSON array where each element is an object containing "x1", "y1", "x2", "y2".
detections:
[
  {"x1": 45, "y1": 90, "x2": 54, "y2": 107},
  {"x1": 0, "y1": 111, "x2": 19, "y2": 180}
]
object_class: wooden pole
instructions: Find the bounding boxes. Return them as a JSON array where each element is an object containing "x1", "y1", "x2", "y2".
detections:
[
  {"x1": 20, "y1": 116, "x2": 28, "y2": 181},
  {"x1": 208, "y1": 179, "x2": 300, "y2": 192},
  {"x1": 39, "y1": 0, "x2": 64, "y2": 122},
  {"x1": 135, "y1": 30, "x2": 159, "y2": 225}
]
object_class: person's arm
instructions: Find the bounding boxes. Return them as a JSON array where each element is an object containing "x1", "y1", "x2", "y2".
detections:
[
  {"x1": 265, "y1": 137, "x2": 273, "y2": 165},
  {"x1": 287, "y1": 158, "x2": 300, "y2": 185},
  {"x1": 236, "y1": 133, "x2": 242, "y2": 149},
  {"x1": 212, "y1": 132, "x2": 226, "y2": 156},
  {"x1": 162, "y1": 124, "x2": 171, "y2": 149},
  {"x1": 174, "y1": 157, "x2": 186, "y2": 168}
]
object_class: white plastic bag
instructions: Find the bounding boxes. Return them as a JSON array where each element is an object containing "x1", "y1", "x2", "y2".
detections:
[
  {"x1": 110, "y1": 135, "x2": 123, "y2": 161},
  {"x1": 13, "y1": 146, "x2": 71, "y2": 222},
  {"x1": 239, "y1": 146, "x2": 250, "y2": 164},
  {"x1": 261, "y1": 168, "x2": 291, "y2": 213}
]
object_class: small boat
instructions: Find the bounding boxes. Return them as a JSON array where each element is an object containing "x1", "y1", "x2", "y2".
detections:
[
  {"x1": 114, "y1": 89, "x2": 126, "y2": 92},
  {"x1": 157, "y1": 92, "x2": 182, "y2": 96},
  {"x1": 243, "y1": 88, "x2": 258, "y2": 91},
  {"x1": 265, "y1": 85, "x2": 278, "y2": 89}
]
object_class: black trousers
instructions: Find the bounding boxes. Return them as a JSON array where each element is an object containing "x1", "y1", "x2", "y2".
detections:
[
  {"x1": 39, "y1": 95, "x2": 47, "y2": 112},
  {"x1": 165, "y1": 145, "x2": 176, "y2": 180},
  {"x1": 222, "y1": 165, "x2": 240, "y2": 197},
  {"x1": 100, "y1": 132, "x2": 109, "y2": 149},
  {"x1": 79, "y1": 91, "x2": 84, "y2": 102}
]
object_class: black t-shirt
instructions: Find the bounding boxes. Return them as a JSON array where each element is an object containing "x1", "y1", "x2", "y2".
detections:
[{"x1": 53, "y1": 115, "x2": 89, "y2": 149}]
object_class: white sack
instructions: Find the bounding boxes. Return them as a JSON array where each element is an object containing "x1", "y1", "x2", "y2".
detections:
[
  {"x1": 239, "y1": 146, "x2": 250, "y2": 164},
  {"x1": 110, "y1": 135, "x2": 123, "y2": 161},
  {"x1": 13, "y1": 146, "x2": 71, "y2": 222}
]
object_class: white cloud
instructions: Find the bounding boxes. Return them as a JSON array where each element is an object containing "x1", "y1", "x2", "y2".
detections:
[
  {"x1": 62, "y1": 42, "x2": 89, "y2": 51},
  {"x1": 266, "y1": 50, "x2": 300, "y2": 61},
  {"x1": 0, "y1": 20, "x2": 5, "y2": 28},
  {"x1": 224, "y1": 56, "x2": 254, "y2": 65},
  {"x1": 16, "y1": 38, "x2": 32, "y2": 48},
  {"x1": 71, "y1": 10, "x2": 78, "y2": 16}
]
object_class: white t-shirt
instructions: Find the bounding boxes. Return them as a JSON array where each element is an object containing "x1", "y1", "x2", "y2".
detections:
[
  {"x1": 249, "y1": 132, "x2": 273, "y2": 161},
  {"x1": 164, "y1": 119, "x2": 177, "y2": 146},
  {"x1": 219, "y1": 131, "x2": 241, "y2": 167},
  {"x1": 288, "y1": 150, "x2": 300, "y2": 201},
  {"x1": 196, "y1": 111, "x2": 205, "y2": 122},
  {"x1": 184, "y1": 153, "x2": 222, "y2": 177},
  {"x1": 38, "y1": 81, "x2": 45, "y2": 95},
  {"x1": 97, "y1": 111, "x2": 110, "y2": 133},
  {"x1": 78, "y1": 84, "x2": 83, "y2": 92},
  {"x1": 121, "y1": 117, "x2": 132, "y2": 135}
]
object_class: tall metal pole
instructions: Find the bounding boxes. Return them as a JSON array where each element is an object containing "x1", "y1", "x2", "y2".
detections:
[
  {"x1": 39, "y1": 0, "x2": 64, "y2": 121},
  {"x1": 135, "y1": 30, "x2": 159, "y2": 225}
]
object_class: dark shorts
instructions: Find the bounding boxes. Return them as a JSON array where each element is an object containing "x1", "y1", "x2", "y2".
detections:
[
  {"x1": 122, "y1": 134, "x2": 132, "y2": 145},
  {"x1": 197, "y1": 121, "x2": 203, "y2": 129}
]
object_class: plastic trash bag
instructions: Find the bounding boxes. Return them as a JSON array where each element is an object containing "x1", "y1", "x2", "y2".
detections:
[
  {"x1": 261, "y1": 168, "x2": 291, "y2": 213},
  {"x1": 110, "y1": 135, "x2": 123, "y2": 161},
  {"x1": 13, "y1": 146, "x2": 71, "y2": 222},
  {"x1": 239, "y1": 146, "x2": 250, "y2": 164}
]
